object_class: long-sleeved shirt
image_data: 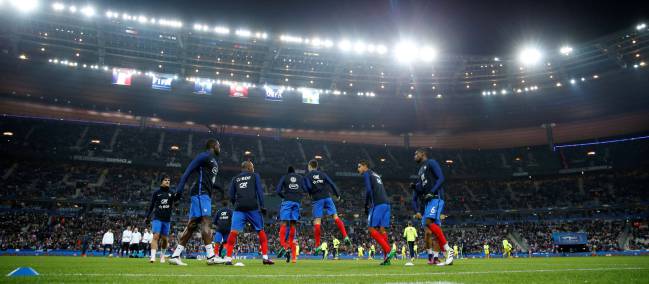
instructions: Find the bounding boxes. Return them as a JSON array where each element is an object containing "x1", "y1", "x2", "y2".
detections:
[
  {"x1": 275, "y1": 173, "x2": 307, "y2": 203},
  {"x1": 213, "y1": 207, "x2": 233, "y2": 233},
  {"x1": 102, "y1": 232, "x2": 114, "y2": 245},
  {"x1": 121, "y1": 230, "x2": 132, "y2": 243},
  {"x1": 228, "y1": 170, "x2": 265, "y2": 211},
  {"x1": 403, "y1": 226, "x2": 418, "y2": 242},
  {"x1": 130, "y1": 232, "x2": 142, "y2": 244},
  {"x1": 363, "y1": 170, "x2": 389, "y2": 208},
  {"x1": 175, "y1": 150, "x2": 220, "y2": 197},
  {"x1": 305, "y1": 170, "x2": 340, "y2": 201},
  {"x1": 412, "y1": 159, "x2": 445, "y2": 212},
  {"x1": 145, "y1": 186, "x2": 176, "y2": 222}
]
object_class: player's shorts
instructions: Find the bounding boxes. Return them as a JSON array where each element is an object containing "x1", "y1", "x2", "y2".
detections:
[
  {"x1": 189, "y1": 194, "x2": 212, "y2": 219},
  {"x1": 312, "y1": 197, "x2": 337, "y2": 218},
  {"x1": 151, "y1": 219, "x2": 171, "y2": 236},
  {"x1": 422, "y1": 198, "x2": 444, "y2": 226},
  {"x1": 231, "y1": 210, "x2": 264, "y2": 231},
  {"x1": 367, "y1": 203, "x2": 390, "y2": 228},
  {"x1": 213, "y1": 230, "x2": 230, "y2": 243},
  {"x1": 280, "y1": 200, "x2": 301, "y2": 221}
]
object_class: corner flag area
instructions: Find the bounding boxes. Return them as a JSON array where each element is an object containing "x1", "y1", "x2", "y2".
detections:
[{"x1": 2, "y1": 256, "x2": 649, "y2": 283}]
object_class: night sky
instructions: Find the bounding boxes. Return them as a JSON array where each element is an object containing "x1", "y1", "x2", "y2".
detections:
[{"x1": 95, "y1": 0, "x2": 648, "y2": 55}]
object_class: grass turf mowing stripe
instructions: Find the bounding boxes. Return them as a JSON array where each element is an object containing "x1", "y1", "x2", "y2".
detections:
[{"x1": 43, "y1": 267, "x2": 647, "y2": 278}]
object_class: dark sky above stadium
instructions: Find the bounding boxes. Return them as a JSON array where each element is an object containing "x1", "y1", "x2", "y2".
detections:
[{"x1": 99, "y1": 0, "x2": 648, "y2": 55}]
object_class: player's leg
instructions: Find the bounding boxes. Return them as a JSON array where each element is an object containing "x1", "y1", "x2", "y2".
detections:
[
  {"x1": 198, "y1": 216, "x2": 219, "y2": 264},
  {"x1": 277, "y1": 220, "x2": 288, "y2": 258},
  {"x1": 159, "y1": 236, "x2": 168, "y2": 263},
  {"x1": 150, "y1": 233, "x2": 160, "y2": 263},
  {"x1": 288, "y1": 220, "x2": 297, "y2": 263},
  {"x1": 224, "y1": 211, "x2": 247, "y2": 265},
  {"x1": 328, "y1": 198, "x2": 350, "y2": 245},
  {"x1": 432, "y1": 237, "x2": 441, "y2": 264},
  {"x1": 408, "y1": 241, "x2": 415, "y2": 261},
  {"x1": 249, "y1": 210, "x2": 273, "y2": 265},
  {"x1": 169, "y1": 219, "x2": 198, "y2": 265},
  {"x1": 312, "y1": 199, "x2": 324, "y2": 249}
]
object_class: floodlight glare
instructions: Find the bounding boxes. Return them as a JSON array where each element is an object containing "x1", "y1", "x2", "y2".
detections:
[
  {"x1": 637, "y1": 23, "x2": 647, "y2": 31},
  {"x1": 394, "y1": 41, "x2": 418, "y2": 63},
  {"x1": 338, "y1": 40, "x2": 352, "y2": 52},
  {"x1": 80, "y1": 6, "x2": 95, "y2": 17},
  {"x1": 11, "y1": 0, "x2": 39, "y2": 12},
  {"x1": 559, "y1": 46, "x2": 573, "y2": 55},
  {"x1": 52, "y1": 2, "x2": 64, "y2": 11},
  {"x1": 419, "y1": 46, "x2": 437, "y2": 62},
  {"x1": 518, "y1": 47, "x2": 543, "y2": 66},
  {"x1": 376, "y1": 44, "x2": 387, "y2": 55},
  {"x1": 353, "y1": 41, "x2": 366, "y2": 54}
]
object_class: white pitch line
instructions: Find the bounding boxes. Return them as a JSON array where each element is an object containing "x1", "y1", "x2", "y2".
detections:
[{"x1": 45, "y1": 267, "x2": 647, "y2": 278}]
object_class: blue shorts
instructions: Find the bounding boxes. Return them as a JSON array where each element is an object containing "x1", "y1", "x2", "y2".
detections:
[
  {"x1": 280, "y1": 201, "x2": 301, "y2": 221},
  {"x1": 422, "y1": 199, "x2": 444, "y2": 226},
  {"x1": 151, "y1": 220, "x2": 171, "y2": 236},
  {"x1": 189, "y1": 195, "x2": 212, "y2": 219},
  {"x1": 213, "y1": 230, "x2": 230, "y2": 243},
  {"x1": 312, "y1": 197, "x2": 337, "y2": 218},
  {"x1": 231, "y1": 210, "x2": 264, "y2": 232},
  {"x1": 368, "y1": 203, "x2": 390, "y2": 228}
]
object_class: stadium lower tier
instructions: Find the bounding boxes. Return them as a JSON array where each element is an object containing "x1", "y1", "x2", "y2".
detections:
[{"x1": 1, "y1": 211, "x2": 647, "y2": 255}]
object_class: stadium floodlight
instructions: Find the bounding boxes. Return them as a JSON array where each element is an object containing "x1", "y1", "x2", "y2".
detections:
[
  {"x1": 338, "y1": 40, "x2": 352, "y2": 52},
  {"x1": 235, "y1": 29, "x2": 252, "y2": 38},
  {"x1": 376, "y1": 44, "x2": 387, "y2": 55},
  {"x1": 137, "y1": 15, "x2": 148, "y2": 24},
  {"x1": 80, "y1": 6, "x2": 95, "y2": 17},
  {"x1": 323, "y1": 40, "x2": 334, "y2": 48},
  {"x1": 214, "y1": 26, "x2": 230, "y2": 35},
  {"x1": 637, "y1": 23, "x2": 647, "y2": 31},
  {"x1": 11, "y1": 0, "x2": 39, "y2": 12},
  {"x1": 419, "y1": 46, "x2": 437, "y2": 62},
  {"x1": 353, "y1": 41, "x2": 366, "y2": 54},
  {"x1": 518, "y1": 47, "x2": 543, "y2": 66},
  {"x1": 559, "y1": 46, "x2": 573, "y2": 55},
  {"x1": 570, "y1": 78, "x2": 576, "y2": 84},
  {"x1": 69, "y1": 5, "x2": 76, "y2": 13},
  {"x1": 394, "y1": 41, "x2": 418, "y2": 63},
  {"x1": 52, "y1": 2, "x2": 64, "y2": 11}
]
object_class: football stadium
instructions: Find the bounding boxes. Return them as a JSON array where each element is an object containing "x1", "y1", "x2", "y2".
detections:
[{"x1": 0, "y1": 0, "x2": 648, "y2": 283}]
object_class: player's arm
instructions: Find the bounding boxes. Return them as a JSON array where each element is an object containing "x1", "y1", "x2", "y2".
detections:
[
  {"x1": 427, "y1": 159, "x2": 445, "y2": 194},
  {"x1": 175, "y1": 152, "x2": 208, "y2": 196},
  {"x1": 228, "y1": 179, "x2": 236, "y2": 205},
  {"x1": 303, "y1": 175, "x2": 313, "y2": 193},
  {"x1": 324, "y1": 173, "x2": 341, "y2": 199},
  {"x1": 254, "y1": 173, "x2": 266, "y2": 213},
  {"x1": 275, "y1": 175, "x2": 286, "y2": 199},
  {"x1": 145, "y1": 192, "x2": 156, "y2": 222},
  {"x1": 363, "y1": 172, "x2": 372, "y2": 214}
]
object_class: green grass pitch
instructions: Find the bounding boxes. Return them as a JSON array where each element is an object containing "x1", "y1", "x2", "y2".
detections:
[{"x1": 2, "y1": 256, "x2": 649, "y2": 283}]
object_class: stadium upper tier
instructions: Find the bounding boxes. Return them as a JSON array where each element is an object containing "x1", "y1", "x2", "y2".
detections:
[{"x1": 1, "y1": 2, "x2": 648, "y2": 136}]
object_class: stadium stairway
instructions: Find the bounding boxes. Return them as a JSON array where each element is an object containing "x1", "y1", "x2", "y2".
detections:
[
  {"x1": 508, "y1": 230, "x2": 529, "y2": 252},
  {"x1": 2, "y1": 163, "x2": 18, "y2": 180},
  {"x1": 157, "y1": 132, "x2": 165, "y2": 153},
  {"x1": 618, "y1": 223, "x2": 633, "y2": 250},
  {"x1": 297, "y1": 140, "x2": 307, "y2": 162}
]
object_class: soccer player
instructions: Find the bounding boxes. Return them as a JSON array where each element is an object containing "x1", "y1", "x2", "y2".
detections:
[
  {"x1": 401, "y1": 244, "x2": 407, "y2": 261},
  {"x1": 411, "y1": 148, "x2": 454, "y2": 266},
  {"x1": 369, "y1": 244, "x2": 376, "y2": 260},
  {"x1": 169, "y1": 139, "x2": 222, "y2": 266},
  {"x1": 403, "y1": 221, "x2": 417, "y2": 264},
  {"x1": 319, "y1": 241, "x2": 328, "y2": 260},
  {"x1": 484, "y1": 243, "x2": 490, "y2": 259},
  {"x1": 101, "y1": 229, "x2": 114, "y2": 256},
  {"x1": 502, "y1": 239, "x2": 512, "y2": 258},
  {"x1": 212, "y1": 199, "x2": 232, "y2": 259},
  {"x1": 120, "y1": 226, "x2": 132, "y2": 257},
  {"x1": 142, "y1": 229, "x2": 152, "y2": 257},
  {"x1": 358, "y1": 160, "x2": 395, "y2": 265},
  {"x1": 332, "y1": 237, "x2": 341, "y2": 260},
  {"x1": 145, "y1": 175, "x2": 177, "y2": 263},
  {"x1": 357, "y1": 244, "x2": 364, "y2": 259},
  {"x1": 454, "y1": 244, "x2": 459, "y2": 259},
  {"x1": 130, "y1": 228, "x2": 141, "y2": 258},
  {"x1": 223, "y1": 161, "x2": 274, "y2": 265},
  {"x1": 304, "y1": 160, "x2": 351, "y2": 250},
  {"x1": 414, "y1": 244, "x2": 418, "y2": 259},
  {"x1": 275, "y1": 166, "x2": 306, "y2": 263}
]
